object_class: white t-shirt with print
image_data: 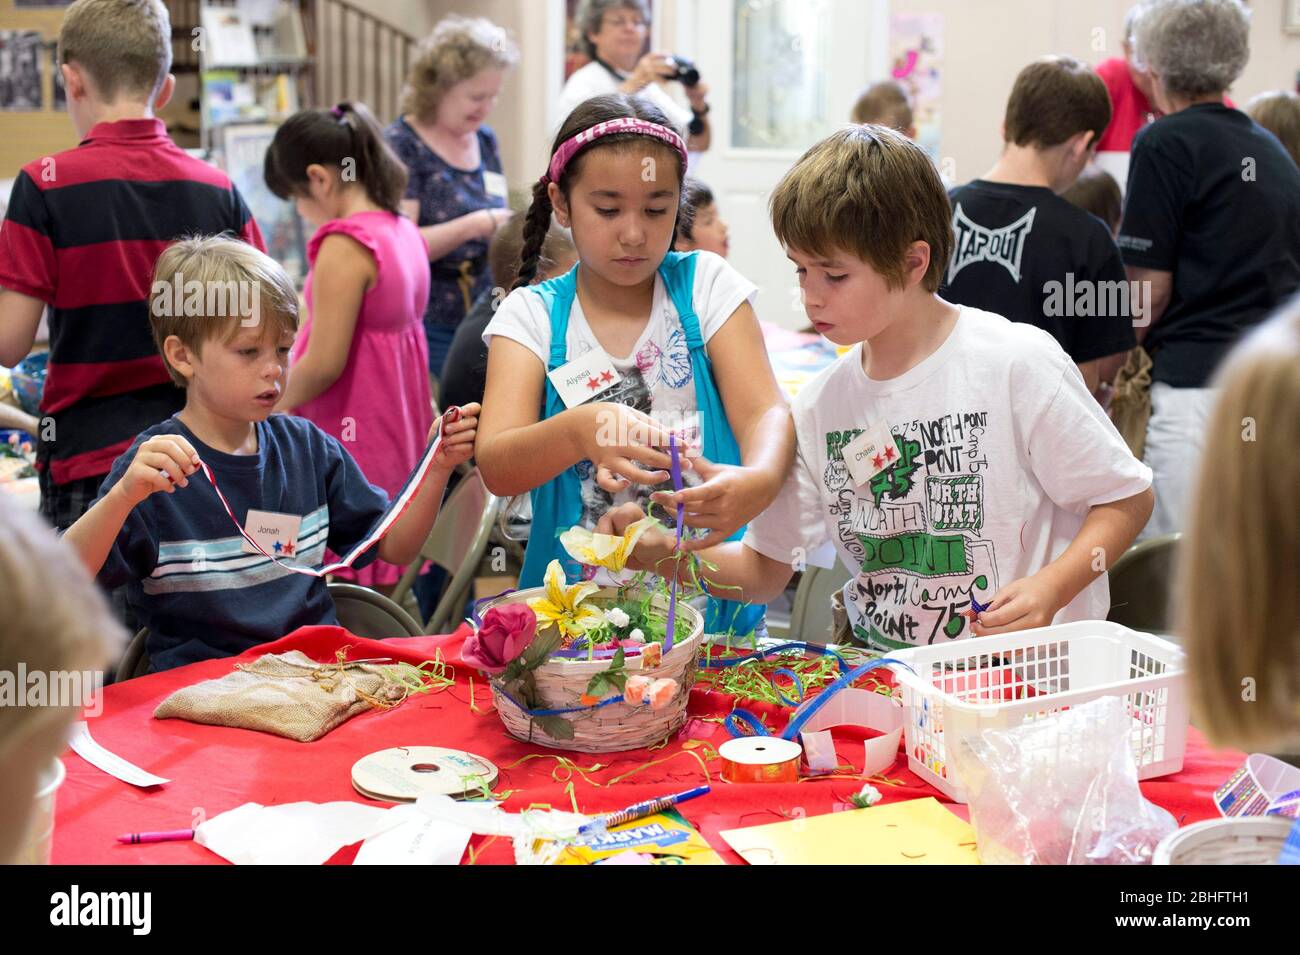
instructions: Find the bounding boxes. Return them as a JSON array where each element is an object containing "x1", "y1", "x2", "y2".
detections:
[
  {"x1": 484, "y1": 250, "x2": 756, "y2": 553},
  {"x1": 744, "y1": 306, "x2": 1152, "y2": 651}
]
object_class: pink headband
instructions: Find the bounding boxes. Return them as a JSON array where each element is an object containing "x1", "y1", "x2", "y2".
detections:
[{"x1": 543, "y1": 117, "x2": 688, "y2": 184}]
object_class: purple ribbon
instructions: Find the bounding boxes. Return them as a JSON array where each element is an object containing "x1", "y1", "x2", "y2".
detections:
[{"x1": 663, "y1": 434, "x2": 684, "y2": 653}]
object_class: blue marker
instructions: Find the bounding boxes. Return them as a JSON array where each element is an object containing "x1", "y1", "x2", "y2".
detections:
[{"x1": 578, "y1": 785, "x2": 710, "y2": 836}]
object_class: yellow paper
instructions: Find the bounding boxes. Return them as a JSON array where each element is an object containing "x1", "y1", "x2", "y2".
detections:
[{"x1": 718, "y1": 797, "x2": 979, "y2": 865}]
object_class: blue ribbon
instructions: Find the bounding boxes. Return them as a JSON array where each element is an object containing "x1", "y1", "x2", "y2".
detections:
[
  {"x1": 495, "y1": 687, "x2": 626, "y2": 718},
  {"x1": 723, "y1": 657, "x2": 915, "y2": 742},
  {"x1": 771, "y1": 668, "x2": 805, "y2": 707}
]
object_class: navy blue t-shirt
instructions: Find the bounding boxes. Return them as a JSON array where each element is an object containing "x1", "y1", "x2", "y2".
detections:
[
  {"x1": 1118, "y1": 104, "x2": 1300, "y2": 387},
  {"x1": 94, "y1": 414, "x2": 389, "y2": 671}
]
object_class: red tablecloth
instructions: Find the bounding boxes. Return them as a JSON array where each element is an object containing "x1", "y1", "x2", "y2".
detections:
[{"x1": 53, "y1": 626, "x2": 1242, "y2": 865}]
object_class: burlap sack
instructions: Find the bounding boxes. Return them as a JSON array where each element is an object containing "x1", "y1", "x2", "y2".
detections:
[
  {"x1": 1109, "y1": 346, "x2": 1154, "y2": 460},
  {"x1": 153, "y1": 650, "x2": 402, "y2": 742}
]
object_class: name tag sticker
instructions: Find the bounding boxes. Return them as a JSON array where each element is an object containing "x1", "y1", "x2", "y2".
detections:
[
  {"x1": 241, "y1": 509, "x2": 303, "y2": 557},
  {"x1": 483, "y1": 171, "x2": 509, "y2": 200},
  {"x1": 842, "y1": 422, "x2": 898, "y2": 487},
  {"x1": 547, "y1": 346, "x2": 623, "y2": 409}
]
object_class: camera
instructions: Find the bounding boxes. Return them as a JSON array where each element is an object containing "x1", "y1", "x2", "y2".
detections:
[{"x1": 667, "y1": 55, "x2": 700, "y2": 88}]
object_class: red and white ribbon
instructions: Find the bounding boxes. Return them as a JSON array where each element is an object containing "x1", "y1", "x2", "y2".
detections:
[{"x1": 193, "y1": 410, "x2": 455, "y2": 578}]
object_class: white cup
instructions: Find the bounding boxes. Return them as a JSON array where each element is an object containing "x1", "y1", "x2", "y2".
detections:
[{"x1": 16, "y1": 759, "x2": 65, "y2": 865}]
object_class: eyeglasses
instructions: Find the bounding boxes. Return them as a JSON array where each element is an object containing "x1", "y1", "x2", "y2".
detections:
[{"x1": 603, "y1": 15, "x2": 647, "y2": 30}]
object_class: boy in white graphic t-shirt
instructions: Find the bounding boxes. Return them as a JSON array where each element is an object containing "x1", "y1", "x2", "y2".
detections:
[{"x1": 600, "y1": 125, "x2": 1154, "y2": 650}]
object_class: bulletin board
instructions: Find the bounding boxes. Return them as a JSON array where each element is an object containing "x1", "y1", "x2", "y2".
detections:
[{"x1": 0, "y1": 0, "x2": 78, "y2": 181}]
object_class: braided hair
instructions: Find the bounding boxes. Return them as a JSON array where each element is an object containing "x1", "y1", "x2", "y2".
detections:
[{"x1": 513, "y1": 93, "x2": 686, "y2": 290}]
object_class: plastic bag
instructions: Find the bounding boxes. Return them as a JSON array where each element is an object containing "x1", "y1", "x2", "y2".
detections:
[{"x1": 951, "y1": 695, "x2": 1177, "y2": 864}]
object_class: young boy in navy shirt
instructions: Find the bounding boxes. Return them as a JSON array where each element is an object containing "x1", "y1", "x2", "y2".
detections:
[{"x1": 65, "y1": 237, "x2": 479, "y2": 671}]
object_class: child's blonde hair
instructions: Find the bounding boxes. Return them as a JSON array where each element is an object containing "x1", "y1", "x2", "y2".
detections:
[
  {"x1": 1178, "y1": 295, "x2": 1300, "y2": 751},
  {"x1": 0, "y1": 496, "x2": 121, "y2": 755},
  {"x1": 57, "y1": 0, "x2": 172, "y2": 103},
  {"x1": 148, "y1": 236, "x2": 299, "y2": 387},
  {"x1": 769, "y1": 124, "x2": 953, "y2": 293}
]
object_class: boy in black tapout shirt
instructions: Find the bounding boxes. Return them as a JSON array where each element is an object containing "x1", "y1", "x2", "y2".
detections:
[{"x1": 942, "y1": 56, "x2": 1136, "y2": 393}]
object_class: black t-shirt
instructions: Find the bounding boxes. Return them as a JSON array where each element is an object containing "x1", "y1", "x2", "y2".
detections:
[
  {"x1": 942, "y1": 180, "x2": 1136, "y2": 364},
  {"x1": 1118, "y1": 104, "x2": 1300, "y2": 388},
  {"x1": 439, "y1": 288, "x2": 495, "y2": 412}
]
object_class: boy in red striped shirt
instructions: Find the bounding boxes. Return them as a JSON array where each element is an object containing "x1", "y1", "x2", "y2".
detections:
[{"x1": 0, "y1": 0, "x2": 265, "y2": 530}]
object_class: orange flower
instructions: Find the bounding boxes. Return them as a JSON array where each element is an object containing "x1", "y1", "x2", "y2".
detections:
[
  {"x1": 580, "y1": 693, "x2": 602, "y2": 706},
  {"x1": 647, "y1": 678, "x2": 678, "y2": 710},
  {"x1": 640, "y1": 643, "x2": 663, "y2": 669},
  {"x1": 623, "y1": 675, "x2": 652, "y2": 706}
]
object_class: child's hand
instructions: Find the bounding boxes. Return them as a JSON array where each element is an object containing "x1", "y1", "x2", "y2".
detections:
[
  {"x1": 650, "y1": 455, "x2": 776, "y2": 550},
  {"x1": 112, "y1": 435, "x2": 201, "y2": 507},
  {"x1": 970, "y1": 572, "x2": 1064, "y2": 637},
  {"x1": 571, "y1": 403, "x2": 689, "y2": 490},
  {"x1": 596, "y1": 502, "x2": 678, "y2": 573},
  {"x1": 432, "y1": 403, "x2": 479, "y2": 471}
]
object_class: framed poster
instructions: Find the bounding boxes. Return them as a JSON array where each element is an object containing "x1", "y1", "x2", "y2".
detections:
[{"x1": 218, "y1": 123, "x2": 309, "y2": 285}]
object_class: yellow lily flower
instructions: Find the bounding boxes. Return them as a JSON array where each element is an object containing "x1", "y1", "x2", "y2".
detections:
[
  {"x1": 559, "y1": 516, "x2": 657, "y2": 573},
  {"x1": 527, "y1": 560, "x2": 605, "y2": 641}
]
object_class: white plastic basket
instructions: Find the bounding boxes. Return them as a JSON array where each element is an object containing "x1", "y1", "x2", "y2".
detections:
[
  {"x1": 1154, "y1": 816, "x2": 1293, "y2": 864},
  {"x1": 888, "y1": 620, "x2": 1188, "y2": 803}
]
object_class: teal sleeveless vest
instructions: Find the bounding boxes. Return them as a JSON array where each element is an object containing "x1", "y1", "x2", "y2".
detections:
[{"x1": 518, "y1": 250, "x2": 763, "y2": 636}]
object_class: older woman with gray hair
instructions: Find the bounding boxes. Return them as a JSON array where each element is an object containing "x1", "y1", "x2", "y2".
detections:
[
  {"x1": 1117, "y1": 0, "x2": 1300, "y2": 539},
  {"x1": 385, "y1": 16, "x2": 520, "y2": 379},
  {"x1": 556, "y1": 0, "x2": 711, "y2": 154}
]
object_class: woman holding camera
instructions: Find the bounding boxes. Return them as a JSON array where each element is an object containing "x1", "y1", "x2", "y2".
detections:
[{"x1": 557, "y1": 0, "x2": 711, "y2": 154}]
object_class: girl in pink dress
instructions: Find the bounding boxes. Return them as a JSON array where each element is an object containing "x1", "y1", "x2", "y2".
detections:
[{"x1": 266, "y1": 102, "x2": 434, "y2": 590}]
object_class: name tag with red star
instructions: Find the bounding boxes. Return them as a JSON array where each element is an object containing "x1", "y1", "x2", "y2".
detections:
[
  {"x1": 842, "y1": 422, "x2": 899, "y2": 487},
  {"x1": 547, "y1": 346, "x2": 623, "y2": 409},
  {"x1": 240, "y1": 509, "x2": 302, "y2": 558}
]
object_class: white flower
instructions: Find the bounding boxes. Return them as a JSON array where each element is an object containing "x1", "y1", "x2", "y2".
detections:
[
  {"x1": 852, "y1": 784, "x2": 882, "y2": 808},
  {"x1": 628, "y1": 629, "x2": 645, "y2": 643},
  {"x1": 604, "y1": 607, "x2": 630, "y2": 629}
]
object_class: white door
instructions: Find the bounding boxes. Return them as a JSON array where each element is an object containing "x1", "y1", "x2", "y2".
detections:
[{"x1": 666, "y1": 0, "x2": 890, "y2": 330}]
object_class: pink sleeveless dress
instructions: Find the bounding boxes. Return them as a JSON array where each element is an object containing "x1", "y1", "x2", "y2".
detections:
[{"x1": 292, "y1": 211, "x2": 433, "y2": 587}]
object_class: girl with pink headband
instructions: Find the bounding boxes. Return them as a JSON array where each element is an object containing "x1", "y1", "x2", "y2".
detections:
[{"x1": 475, "y1": 93, "x2": 793, "y2": 637}]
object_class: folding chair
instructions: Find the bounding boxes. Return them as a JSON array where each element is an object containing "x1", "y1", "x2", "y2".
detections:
[
  {"x1": 390, "y1": 467, "x2": 504, "y2": 634},
  {"x1": 786, "y1": 562, "x2": 853, "y2": 645},
  {"x1": 1106, "y1": 533, "x2": 1182, "y2": 635},
  {"x1": 328, "y1": 581, "x2": 424, "y2": 639}
]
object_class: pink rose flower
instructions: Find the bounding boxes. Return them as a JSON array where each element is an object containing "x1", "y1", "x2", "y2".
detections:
[
  {"x1": 640, "y1": 642, "x2": 663, "y2": 668},
  {"x1": 624, "y1": 674, "x2": 652, "y2": 706},
  {"x1": 647, "y1": 678, "x2": 678, "y2": 710},
  {"x1": 462, "y1": 605, "x2": 537, "y2": 674}
]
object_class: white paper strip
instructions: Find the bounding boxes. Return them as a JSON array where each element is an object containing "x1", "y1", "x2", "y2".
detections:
[{"x1": 68, "y1": 721, "x2": 170, "y2": 788}]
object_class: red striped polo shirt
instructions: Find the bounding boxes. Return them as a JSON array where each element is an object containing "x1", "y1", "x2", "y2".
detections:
[{"x1": 0, "y1": 118, "x2": 266, "y2": 484}]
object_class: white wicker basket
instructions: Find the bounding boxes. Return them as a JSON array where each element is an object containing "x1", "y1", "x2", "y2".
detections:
[
  {"x1": 481, "y1": 586, "x2": 703, "y2": 753},
  {"x1": 1153, "y1": 816, "x2": 1293, "y2": 864},
  {"x1": 888, "y1": 620, "x2": 1189, "y2": 803}
]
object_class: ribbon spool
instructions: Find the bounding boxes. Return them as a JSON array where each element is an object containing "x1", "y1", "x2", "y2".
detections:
[
  {"x1": 1214, "y1": 753, "x2": 1300, "y2": 818},
  {"x1": 718, "y1": 736, "x2": 802, "y2": 784},
  {"x1": 351, "y1": 746, "x2": 498, "y2": 802}
]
